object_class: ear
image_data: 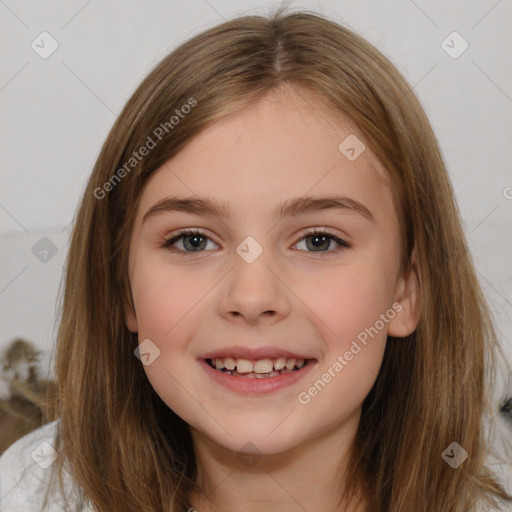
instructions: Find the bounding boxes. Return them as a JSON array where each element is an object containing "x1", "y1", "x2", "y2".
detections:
[
  {"x1": 123, "y1": 289, "x2": 138, "y2": 333},
  {"x1": 388, "y1": 245, "x2": 421, "y2": 337}
]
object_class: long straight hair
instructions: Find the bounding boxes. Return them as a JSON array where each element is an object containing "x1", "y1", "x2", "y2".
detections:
[{"x1": 48, "y1": 5, "x2": 512, "y2": 511}]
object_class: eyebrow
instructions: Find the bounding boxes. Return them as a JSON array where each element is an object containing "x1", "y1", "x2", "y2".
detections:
[{"x1": 142, "y1": 194, "x2": 375, "y2": 224}]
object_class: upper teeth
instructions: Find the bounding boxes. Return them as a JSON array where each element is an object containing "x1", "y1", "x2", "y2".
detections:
[{"x1": 213, "y1": 357, "x2": 306, "y2": 374}]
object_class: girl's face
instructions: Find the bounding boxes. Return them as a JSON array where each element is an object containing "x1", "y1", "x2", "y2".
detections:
[{"x1": 125, "y1": 85, "x2": 420, "y2": 457}]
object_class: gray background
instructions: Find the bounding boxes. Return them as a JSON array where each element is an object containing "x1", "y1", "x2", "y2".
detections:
[{"x1": 1, "y1": 0, "x2": 511, "y2": 391}]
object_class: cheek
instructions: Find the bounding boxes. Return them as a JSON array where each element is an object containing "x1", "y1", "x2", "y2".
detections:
[
  {"x1": 130, "y1": 260, "x2": 210, "y2": 425},
  {"x1": 297, "y1": 266, "x2": 390, "y2": 416},
  {"x1": 130, "y1": 257, "x2": 209, "y2": 340},
  {"x1": 305, "y1": 261, "x2": 394, "y2": 351}
]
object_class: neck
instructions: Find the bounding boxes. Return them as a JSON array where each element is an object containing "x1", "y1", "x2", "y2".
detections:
[{"x1": 187, "y1": 407, "x2": 366, "y2": 512}]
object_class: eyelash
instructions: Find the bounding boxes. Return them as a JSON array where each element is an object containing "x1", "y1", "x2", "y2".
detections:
[{"x1": 161, "y1": 228, "x2": 351, "y2": 257}]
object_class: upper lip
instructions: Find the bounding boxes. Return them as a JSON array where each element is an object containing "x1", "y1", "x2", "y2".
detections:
[{"x1": 198, "y1": 345, "x2": 315, "y2": 361}]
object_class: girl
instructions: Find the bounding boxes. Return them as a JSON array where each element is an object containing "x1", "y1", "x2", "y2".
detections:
[{"x1": 1, "y1": 6, "x2": 511, "y2": 512}]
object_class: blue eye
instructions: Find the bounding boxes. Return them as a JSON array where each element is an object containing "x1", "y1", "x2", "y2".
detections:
[
  {"x1": 162, "y1": 229, "x2": 217, "y2": 253},
  {"x1": 162, "y1": 228, "x2": 351, "y2": 256},
  {"x1": 295, "y1": 229, "x2": 351, "y2": 254}
]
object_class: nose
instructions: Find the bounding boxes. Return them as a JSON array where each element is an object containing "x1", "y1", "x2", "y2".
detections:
[{"x1": 217, "y1": 253, "x2": 292, "y2": 325}]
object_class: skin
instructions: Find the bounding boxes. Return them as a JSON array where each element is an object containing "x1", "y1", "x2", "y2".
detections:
[{"x1": 124, "y1": 84, "x2": 421, "y2": 512}]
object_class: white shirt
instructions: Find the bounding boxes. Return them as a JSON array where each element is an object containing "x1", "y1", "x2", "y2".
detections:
[
  {"x1": 0, "y1": 419, "x2": 92, "y2": 511},
  {"x1": 1, "y1": 420, "x2": 509, "y2": 511}
]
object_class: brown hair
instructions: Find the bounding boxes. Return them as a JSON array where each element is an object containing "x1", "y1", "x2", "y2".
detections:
[{"x1": 48, "y1": 5, "x2": 512, "y2": 511}]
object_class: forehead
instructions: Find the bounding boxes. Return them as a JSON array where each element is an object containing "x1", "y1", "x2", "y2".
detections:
[{"x1": 135, "y1": 86, "x2": 395, "y2": 227}]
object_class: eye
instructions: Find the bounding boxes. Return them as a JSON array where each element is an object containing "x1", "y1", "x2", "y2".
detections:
[
  {"x1": 162, "y1": 229, "x2": 217, "y2": 254},
  {"x1": 161, "y1": 228, "x2": 351, "y2": 256},
  {"x1": 294, "y1": 228, "x2": 351, "y2": 255}
]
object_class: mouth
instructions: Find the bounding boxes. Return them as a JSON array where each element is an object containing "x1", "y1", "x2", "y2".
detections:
[{"x1": 205, "y1": 356, "x2": 313, "y2": 379}]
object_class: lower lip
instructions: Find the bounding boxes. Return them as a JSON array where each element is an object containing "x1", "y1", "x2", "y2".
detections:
[{"x1": 199, "y1": 359, "x2": 316, "y2": 395}]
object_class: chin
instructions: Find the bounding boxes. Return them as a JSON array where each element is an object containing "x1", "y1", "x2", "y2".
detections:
[{"x1": 201, "y1": 419, "x2": 306, "y2": 457}]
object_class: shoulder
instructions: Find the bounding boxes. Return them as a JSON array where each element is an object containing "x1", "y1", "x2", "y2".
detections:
[
  {"x1": 1, "y1": 419, "x2": 60, "y2": 469},
  {"x1": 0, "y1": 420, "x2": 91, "y2": 511},
  {"x1": 476, "y1": 503, "x2": 512, "y2": 512}
]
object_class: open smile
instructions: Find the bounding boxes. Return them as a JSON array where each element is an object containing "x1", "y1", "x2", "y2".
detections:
[
  {"x1": 205, "y1": 356, "x2": 311, "y2": 378},
  {"x1": 200, "y1": 357, "x2": 317, "y2": 395}
]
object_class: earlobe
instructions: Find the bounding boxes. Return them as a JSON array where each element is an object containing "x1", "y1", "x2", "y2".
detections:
[
  {"x1": 125, "y1": 306, "x2": 138, "y2": 333},
  {"x1": 388, "y1": 246, "x2": 422, "y2": 338},
  {"x1": 123, "y1": 292, "x2": 138, "y2": 333}
]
